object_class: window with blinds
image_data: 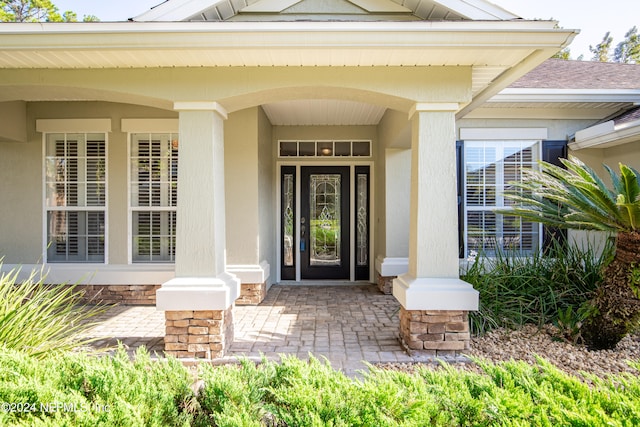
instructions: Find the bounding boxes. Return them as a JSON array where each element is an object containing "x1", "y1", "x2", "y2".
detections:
[
  {"x1": 464, "y1": 140, "x2": 541, "y2": 257},
  {"x1": 45, "y1": 133, "x2": 106, "y2": 262},
  {"x1": 130, "y1": 133, "x2": 178, "y2": 262}
]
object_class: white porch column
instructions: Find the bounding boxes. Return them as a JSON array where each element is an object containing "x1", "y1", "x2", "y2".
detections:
[
  {"x1": 393, "y1": 103, "x2": 478, "y2": 356},
  {"x1": 156, "y1": 101, "x2": 240, "y2": 359}
]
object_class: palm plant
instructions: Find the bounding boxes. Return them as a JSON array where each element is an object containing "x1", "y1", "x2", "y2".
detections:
[{"x1": 500, "y1": 156, "x2": 640, "y2": 350}]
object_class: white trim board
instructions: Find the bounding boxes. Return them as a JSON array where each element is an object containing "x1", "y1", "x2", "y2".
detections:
[
  {"x1": 459, "y1": 128, "x2": 547, "y2": 140},
  {"x1": 0, "y1": 263, "x2": 175, "y2": 285}
]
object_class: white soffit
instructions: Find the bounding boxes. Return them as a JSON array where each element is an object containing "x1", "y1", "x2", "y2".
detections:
[
  {"x1": 133, "y1": 0, "x2": 519, "y2": 21},
  {"x1": 262, "y1": 99, "x2": 386, "y2": 125},
  {"x1": 432, "y1": 0, "x2": 518, "y2": 20},
  {"x1": 347, "y1": 0, "x2": 411, "y2": 13},
  {"x1": 241, "y1": 0, "x2": 302, "y2": 13}
]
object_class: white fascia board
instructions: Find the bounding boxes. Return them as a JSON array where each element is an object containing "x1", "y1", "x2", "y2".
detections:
[
  {"x1": 491, "y1": 88, "x2": 640, "y2": 104},
  {"x1": 434, "y1": 0, "x2": 519, "y2": 20},
  {"x1": 0, "y1": 21, "x2": 574, "y2": 52},
  {"x1": 133, "y1": 0, "x2": 215, "y2": 22},
  {"x1": 571, "y1": 119, "x2": 640, "y2": 150},
  {"x1": 574, "y1": 121, "x2": 614, "y2": 141},
  {"x1": 0, "y1": 20, "x2": 562, "y2": 37}
]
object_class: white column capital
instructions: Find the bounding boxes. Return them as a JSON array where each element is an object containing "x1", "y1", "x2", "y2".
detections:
[
  {"x1": 408, "y1": 102, "x2": 459, "y2": 119},
  {"x1": 173, "y1": 101, "x2": 228, "y2": 119}
]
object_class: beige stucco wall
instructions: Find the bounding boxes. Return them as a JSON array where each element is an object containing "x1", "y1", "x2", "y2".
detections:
[
  {"x1": 224, "y1": 107, "x2": 261, "y2": 266},
  {"x1": 383, "y1": 149, "x2": 411, "y2": 258},
  {"x1": 0, "y1": 101, "x2": 178, "y2": 264},
  {"x1": 376, "y1": 109, "x2": 412, "y2": 260},
  {"x1": 257, "y1": 106, "x2": 274, "y2": 278},
  {"x1": 0, "y1": 132, "x2": 41, "y2": 263},
  {"x1": 0, "y1": 101, "x2": 27, "y2": 142}
]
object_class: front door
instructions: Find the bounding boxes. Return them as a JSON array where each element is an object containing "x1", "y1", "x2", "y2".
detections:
[
  {"x1": 280, "y1": 165, "x2": 370, "y2": 281},
  {"x1": 300, "y1": 166, "x2": 350, "y2": 279}
]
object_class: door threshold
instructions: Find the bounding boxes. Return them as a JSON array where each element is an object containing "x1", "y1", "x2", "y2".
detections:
[{"x1": 277, "y1": 280, "x2": 372, "y2": 286}]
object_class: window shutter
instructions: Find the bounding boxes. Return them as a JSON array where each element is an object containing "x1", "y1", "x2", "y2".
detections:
[
  {"x1": 456, "y1": 140, "x2": 464, "y2": 258},
  {"x1": 542, "y1": 140, "x2": 568, "y2": 251}
]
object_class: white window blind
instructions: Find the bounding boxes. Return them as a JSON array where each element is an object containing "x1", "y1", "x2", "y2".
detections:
[
  {"x1": 464, "y1": 140, "x2": 541, "y2": 256},
  {"x1": 45, "y1": 133, "x2": 106, "y2": 262},
  {"x1": 130, "y1": 133, "x2": 178, "y2": 262}
]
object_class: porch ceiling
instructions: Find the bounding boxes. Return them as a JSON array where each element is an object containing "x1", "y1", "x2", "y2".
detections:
[{"x1": 262, "y1": 99, "x2": 386, "y2": 125}]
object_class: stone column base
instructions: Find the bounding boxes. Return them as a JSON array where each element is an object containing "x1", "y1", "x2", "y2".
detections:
[
  {"x1": 377, "y1": 274, "x2": 396, "y2": 295},
  {"x1": 236, "y1": 282, "x2": 267, "y2": 305},
  {"x1": 399, "y1": 307, "x2": 470, "y2": 357},
  {"x1": 164, "y1": 306, "x2": 233, "y2": 359}
]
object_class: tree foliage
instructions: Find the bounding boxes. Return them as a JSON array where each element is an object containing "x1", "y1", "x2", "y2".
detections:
[
  {"x1": 499, "y1": 157, "x2": 640, "y2": 350},
  {"x1": 614, "y1": 26, "x2": 640, "y2": 64},
  {"x1": 589, "y1": 31, "x2": 613, "y2": 62},
  {"x1": 552, "y1": 47, "x2": 572, "y2": 60},
  {"x1": 0, "y1": 0, "x2": 99, "y2": 22}
]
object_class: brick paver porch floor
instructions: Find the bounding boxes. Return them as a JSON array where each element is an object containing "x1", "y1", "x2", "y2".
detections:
[{"x1": 84, "y1": 284, "x2": 416, "y2": 375}]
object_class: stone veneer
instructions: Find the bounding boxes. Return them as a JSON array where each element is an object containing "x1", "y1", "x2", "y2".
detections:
[
  {"x1": 377, "y1": 274, "x2": 395, "y2": 295},
  {"x1": 399, "y1": 307, "x2": 471, "y2": 357},
  {"x1": 164, "y1": 307, "x2": 234, "y2": 359},
  {"x1": 73, "y1": 285, "x2": 160, "y2": 305},
  {"x1": 235, "y1": 282, "x2": 267, "y2": 305}
]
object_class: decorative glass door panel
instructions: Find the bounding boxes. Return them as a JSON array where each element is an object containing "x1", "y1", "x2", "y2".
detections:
[
  {"x1": 281, "y1": 166, "x2": 296, "y2": 280},
  {"x1": 355, "y1": 166, "x2": 370, "y2": 280},
  {"x1": 309, "y1": 174, "x2": 341, "y2": 266},
  {"x1": 301, "y1": 166, "x2": 350, "y2": 280}
]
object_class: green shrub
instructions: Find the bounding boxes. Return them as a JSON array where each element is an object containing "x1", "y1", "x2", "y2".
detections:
[
  {"x1": 0, "y1": 264, "x2": 106, "y2": 357},
  {"x1": 196, "y1": 355, "x2": 640, "y2": 426},
  {"x1": 2, "y1": 350, "x2": 640, "y2": 426},
  {"x1": 0, "y1": 346, "x2": 195, "y2": 426},
  {"x1": 463, "y1": 240, "x2": 611, "y2": 335}
]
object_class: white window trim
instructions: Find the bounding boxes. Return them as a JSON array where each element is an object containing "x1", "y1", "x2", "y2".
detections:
[
  {"x1": 42, "y1": 131, "x2": 109, "y2": 264},
  {"x1": 127, "y1": 131, "x2": 179, "y2": 264},
  {"x1": 462, "y1": 139, "x2": 543, "y2": 258},
  {"x1": 278, "y1": 140, "x2": 372, "y2": 158}
]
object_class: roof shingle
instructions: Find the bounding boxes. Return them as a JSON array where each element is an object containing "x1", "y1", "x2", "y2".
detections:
[{"x1": 510, "y1": 59, "x2": 640, "y2": 90}]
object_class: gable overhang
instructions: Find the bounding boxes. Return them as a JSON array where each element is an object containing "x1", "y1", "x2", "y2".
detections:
[{"x1": 0, "y1": 21, "x2": 576, "y2": 112}]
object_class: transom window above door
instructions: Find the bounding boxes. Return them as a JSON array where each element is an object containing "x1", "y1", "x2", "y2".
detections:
[{"x1": 279, "y1": 140, "x2": 371, "y2": 158}]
